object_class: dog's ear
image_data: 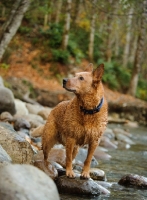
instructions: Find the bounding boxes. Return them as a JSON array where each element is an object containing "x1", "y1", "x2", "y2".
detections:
[
  {"x1": 92, "y1": 64, "x2": 104, "y2": 87},
  {"x1": 85, "y1": 63, "x2": 93, "y2": 72}
]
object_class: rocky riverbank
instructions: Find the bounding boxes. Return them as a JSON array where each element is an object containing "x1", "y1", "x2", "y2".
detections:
[{"x1": 0, "y1": 76, "x2": 147, "y2": 199}]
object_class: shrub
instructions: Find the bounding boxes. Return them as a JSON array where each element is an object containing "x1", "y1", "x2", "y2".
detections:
[{"x1": 51, "y1": 49, "x2": 69, "y2": 64}]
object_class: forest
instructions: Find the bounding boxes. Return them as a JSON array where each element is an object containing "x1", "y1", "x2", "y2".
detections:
[{"x1": 0, "y1": 0, "x2": 147, "y2": 100}]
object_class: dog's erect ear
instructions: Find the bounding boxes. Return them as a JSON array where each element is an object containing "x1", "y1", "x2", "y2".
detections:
[
  {"x1": 93, "y1": 63, "x2": 104, "y2": 81},
  {"x1": 85, "y1": 63, "x2": 93, "y2": 72}
]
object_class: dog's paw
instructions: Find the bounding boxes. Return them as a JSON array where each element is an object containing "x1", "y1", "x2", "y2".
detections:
[
  {"x1": 66, "y1": 170, "x2": 75, "y2": 179},
  {"x1": 80, "y1": 171, "x2": 90, "y2": 179}
]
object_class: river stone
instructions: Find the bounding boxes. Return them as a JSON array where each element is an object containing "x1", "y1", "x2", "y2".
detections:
[
  {"x1": 0, "y1": 164, "x2": 60, "y2": 200},
  {"x1": 94, "y1": 148, "x2": 111, "y2": 160},
  {"x1": 14, "y1": 117, "x2": 31, "y2": 131},
  {"x1": 34, "y1": 160, "x2": 58, "y2": 180},
  {"x1": 30, "y1": 124, "x2": 44, "y2": 137},
  {"x1": 90, "y1": 168, "x2": 106, "y2": 181},
  {"x1": 14, "y1": 99, "x2": 29, "y2": 116},
  {"x1": 115, "y1": 133, "x2": 135, "y2": 145},
  {"x1": 75, "y1": 148, "x2": 98, "y2": 168},
  {"x1": 0, "y1": 111, "x2": 13, "y2": 122},
  {"x1": 55, "y1": 175, "x2": 101, "y2": 196},
  {"x1": 21, "y1": 113, "x2": 45, "y2": 128},
  {"x1": 0, "y1": 145, "x2": 12, "y2": 163},
  {"x1": 118, "y1": 174, "x2": 147, "y2": 189},
  {"x1": 0, "y1": 123, "x2": 33, "y2": 164},
  {"x1": 38, "y1": 108, "x2": 52, "y2": 120},
  {"x1": 100, "y1": 136, "x2": 117, "y2": 149},
  {"x1": 0, "y1": 87, "x2": 16, "y2": 115},
  {"x1": 26, "y1": 103, "x2": 44, "y2": 115}
]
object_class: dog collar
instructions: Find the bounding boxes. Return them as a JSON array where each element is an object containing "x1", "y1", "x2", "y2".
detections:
[{"x1": 80, "y1": 97, "x2": 104, "y2": 115}]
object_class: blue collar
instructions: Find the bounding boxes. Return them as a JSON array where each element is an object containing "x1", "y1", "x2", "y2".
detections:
[{"x1": 80, "y1": 97, "x2": 104, "y2": 115}]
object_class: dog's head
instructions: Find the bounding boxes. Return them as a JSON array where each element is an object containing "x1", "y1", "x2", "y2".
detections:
[{"x1": 63, "y1": 63, "x2": 104, "y2": 95}]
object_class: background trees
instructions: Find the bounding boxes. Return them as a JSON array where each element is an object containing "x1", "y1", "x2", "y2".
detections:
[{"x1": 0, "y1": 0, "x2": 147, "y2": 100}]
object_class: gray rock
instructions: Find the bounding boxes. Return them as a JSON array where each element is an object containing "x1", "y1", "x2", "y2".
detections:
[
  {"x1": 55, "y1": 175, "x2": 101, "y2": 196},
  {"x1": 0, "y1": 111, "x2": 13, "y2": 122},
  {"x1": 118, "y1": 174, "x2": 147, "y2": 189},
  {"x1": 0, "y1": 87, "x2": 16, "y2": 115},
  {"x1": 0, "y1": 76, "x2": 4, "y2": 87},
  {"x1": 26, "y1": 103, "x2": 44, "y2": 115},
  {"x1": 0, "y1": 164, "x2": 60, "y2": 200},
  {"x1": 0, "y1": 123, "x2": 33, "y2": 164},
  {"x1": 90, "y1": 168, "x2": 106, "y2": 181},
  {"x1": 75, "y1": 148, "x2": 98, "y2": 168},
  {"x1": 14, "y1": 117, "x2": 31, "y2": 131},
  {"x1": 100, "y1": 136, "x2": 117, "y2": 149},
  {"x1": 0, "y1": 145, "x2": 12, "y2": 163},
  {"x1": 21, "y1": 114, "x2": 45, "y2": 128},
  {"x1": 14, "y1": 99, "x2": 29, "y2": 116}
]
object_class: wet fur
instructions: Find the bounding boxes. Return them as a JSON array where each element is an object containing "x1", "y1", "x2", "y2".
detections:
[{"x1": 42, "y1": 64, "x2": 108, "y2": 179}]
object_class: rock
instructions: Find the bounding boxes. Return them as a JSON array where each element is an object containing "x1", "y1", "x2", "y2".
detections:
[
  {"x1": 90, "y1": 168, "x2": 106, "y2": 181},
  {"x1": 0, "y1": 145, "x2": 12, "y2": 163},
  {"x1": 75, "y1": 148, "x2": 98, "y2": 168},
  {"x1": 33, "y1": 148, "x2": 66, "y2": 168},
  {"x1": 115, "y1": 133, "x2": 135, "y2": 145},
  {"x1": 0, "y1": 164, "x2": 60, "y2": 200},
  {"x1": 30, "y1": 125, "x2": 44, "y2": 137},
  {"x1": 55, "y1": 175, "x2": 101, "y2": 196},
  {"x1": 38, "y1": 108, "x2": 52, "y2": 120},
  {"x1": 0, "y1": 76, "x2": 4, "y2": 87},
  {"x1": 100, "y1": 136, "x2": 117, "y2": 149},
  {"x1": 21, "y1": 114, "x2": 45, "y2": 128},
  {"x1": 0, "y1": 123, "x2": 33, "y2": 164},
  {"x1": 124, "y1": 121, "x2": 139, "y2": 128},
  {"x1": 113, "y1": 128, "x2": 132, "y2": 137},
  {"x1": 0, "y1": 111, "x2": 13, "y2": 122},
  {"x1": 34, "y1": 160, "x2": 58, "y2": 180},
  {"x1": 0, "y1": 87, "x2": 16, "y2": 115},
  {"x1": 14, "y1": 99, "x2": 29, "y2": 115},
  {"x1": 104, "y1": 128, "x2": 115, "y2": 139},
  {"x1": 14, "y1": 117, "x2": 31, "y2": 131},
  {"x1": 26, "y1": 103, "x2": 44, "y2": 115},
  {"x1": 96, "y1": 181, "x2": 113, "y2": 188},
  {"x1": 94, "y1": 148, "x2": 111, "y2": 160},
  {"x1": 118, "y1": 174, "x2": 147, "y2": 189}
]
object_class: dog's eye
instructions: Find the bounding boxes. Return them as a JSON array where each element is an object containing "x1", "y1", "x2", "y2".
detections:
[{"x1": 79, "y1": 76, "x2": 84, "y2": 80}]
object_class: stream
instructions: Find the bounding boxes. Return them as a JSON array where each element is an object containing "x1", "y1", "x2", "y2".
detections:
[{"x1": 60, "y1": 124, "x2": 147, "y2": 200}]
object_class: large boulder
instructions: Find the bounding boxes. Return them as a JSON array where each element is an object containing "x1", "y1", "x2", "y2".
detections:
[
  {"x1": 0, "y1": 86, "x2": 16, "y2": 115},
  {"x1": 0, "y1": 164, "x2": 60, "y2": 200},
  {"x1": 0, "y1": 122, "x2": 33, "y2": 164},
  {"x1": 0, "y1": 145, "x2": 12, "y2": 163}
]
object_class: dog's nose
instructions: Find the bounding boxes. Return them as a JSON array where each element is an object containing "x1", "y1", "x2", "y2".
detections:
[{"x1": 63, "y1": 78, "x2": 68, "y2": 85}]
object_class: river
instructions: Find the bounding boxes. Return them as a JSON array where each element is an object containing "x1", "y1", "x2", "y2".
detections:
[{"x1": 60, "y1": 124, "x2": 147, "y2": 200}]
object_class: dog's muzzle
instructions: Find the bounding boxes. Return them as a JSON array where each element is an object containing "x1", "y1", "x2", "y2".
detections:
[{"x1": 63, "y1": 78, "x2": 68, "y2": 88}]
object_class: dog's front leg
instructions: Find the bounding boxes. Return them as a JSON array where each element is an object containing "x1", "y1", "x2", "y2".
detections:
[
  {"x1": 81, "y1": 141, "x2": 98, "y2": 179},
  {"x1": 66, "y1": 137, "x2": 76, "y2": 178}
]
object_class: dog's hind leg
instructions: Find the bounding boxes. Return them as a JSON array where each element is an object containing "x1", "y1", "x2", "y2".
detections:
[
  {"x1": 42, "y1": 119, "x2": 57, "y2": 166},
  {"x1": 66, "y1": 137, "x2": 76, "y2": 178}
]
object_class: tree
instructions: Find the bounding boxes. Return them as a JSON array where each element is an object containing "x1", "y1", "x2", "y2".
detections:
[
  {"x1": 88, "y1": 0, "x2": 97, "y2": 61},
  {"x1": 0, "y1": 0, "x2": 30, "y2": 61},
  {"x1": 55, "y1": 0, "x2": 63, "y2": 24},
  {"x1": 61, "y1": 0, "x2": 72, "y2": 50},
  {"x1": 127, "y1": 0, "x2": 147, "y2": 96}
]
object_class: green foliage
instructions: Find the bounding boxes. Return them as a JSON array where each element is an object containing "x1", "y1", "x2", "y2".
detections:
[
  {"x1": 136, "y1": 78, "x2": 147, "y2": 101},
  {"x1": 18, "y1": 26, "x2": 31, "y2": 34},
  {"x1": 68, "y1": 40, "x2": 84, "y2": 63},
  {"x1": 40, "y1": 23, "x2": 63, "y2": 48},
  {"x1": 0, "y1": 63, "x2": 9, "y2": 69},
  {"x1": 51, "y1": 49, "x2": 69, "y2": 64}
]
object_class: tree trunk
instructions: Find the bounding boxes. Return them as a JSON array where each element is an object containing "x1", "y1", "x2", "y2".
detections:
[
  {"x1": 55, "y1": 0, "x2": 63, "y2": 24},
  {"x1": 127, "y1": 0, "x2": 147, "y2": 96},
  {"x1": 88, "y1": 0, "x2": 97, "y2": 62},
  {"x1": 122, "y1": 8, "x2": 133, "y2": 68},
  {"x1": 74, "y1": 0, "x2": 83, "y2": 25},
  {"x1": 61, "y1": 0, "x2": 72, "y2": 50},
  {"x1": 0, "y1": 0, "x2": 30, "y2": 61}
]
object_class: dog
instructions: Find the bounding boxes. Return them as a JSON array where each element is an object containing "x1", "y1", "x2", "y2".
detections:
[{"x1": 42, "y1": 63, "x2": 108, "y2": 179}]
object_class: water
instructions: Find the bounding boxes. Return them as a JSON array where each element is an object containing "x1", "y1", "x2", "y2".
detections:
[{"x1": 60, "y1": 124, "x2": 147, "y2": 200}]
